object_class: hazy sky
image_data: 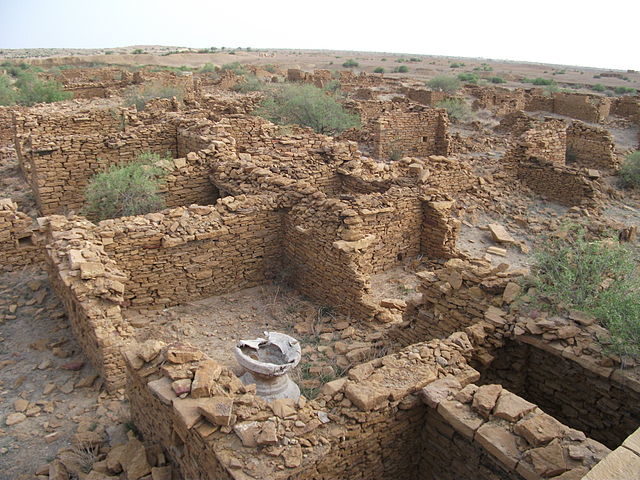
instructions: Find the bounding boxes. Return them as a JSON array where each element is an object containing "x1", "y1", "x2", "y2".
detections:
[{"x1": 1, "y1": 0, "x2": 638, "y2": 70}]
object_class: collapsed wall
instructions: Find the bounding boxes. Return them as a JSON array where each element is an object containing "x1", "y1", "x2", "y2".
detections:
[
  {"x1": 0, "y1": 198, "x2": 41, "y2": 272},
  {"x1": 525, "y1": 91, "x2": 611, "y2": 123},
  {"x1": 566, "y1": 121, "x2": 617, "y2": 170}
]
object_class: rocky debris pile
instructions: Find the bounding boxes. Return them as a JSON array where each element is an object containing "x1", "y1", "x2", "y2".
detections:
[
  {"x1": 0, "y1": 197, "x2": 41, "y2": 272},
  {"x1": 421, "y1": 379, "x2": 610, "y2": 479},
  {"x1": 43, "y1": 429, "x2": 173, "y2": 480}
]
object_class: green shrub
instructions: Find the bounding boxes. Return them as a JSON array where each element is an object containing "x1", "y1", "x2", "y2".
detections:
[
  {"x1": 84, "y1": 153, "x2": 167, "y2": 221},
  {"x1": 619, "y1": 151, "x2": 640, "y2": 189},
  {"x1": 373, "y1": 67, "x2": 385, "y2": 74},
  {"x1": 231, "y1": 75, "x2": 265, "y2": 93},
  {"x1": 490, "y1": 76, "x2": 506, "y2": 84},
  {"x1": 409, "y1": 57, "x2": 421, "y2": 62},
  {"x1": 457, "y1": 72, "x2": 478, "y2": 83},
  {"x1": 14, "y1": 71, "x2": 71, "y2": 106},
  {"x1": 342, "y1": 59, "x2": 359, "y2": 68},
  {"x1": 132, "y1": 49, "x2": 145, "y2": 54},
  {"x1": 200, "y1": 63, "x2": 217, "y2": 73},
  {"x1": 530, "y1": 227, "x2": 640, "y2": 359},
  {"x1": 394, "y1": 65, "x2": 409, "y2": 73},
  {"x1": 450, "y1": 62, "x2": 464, "y2": 68},
  {"x1": 0, "y1": 74, "x2": 17, "y2": 105},
  {"x1": 532, "y1": 77, "x2": 555, "y2": 86},
  {"x1": 323, "y1": 80, "x2": 341, "y2": 93},
  {"x1": 124, "y1": 82, "x2": 185, "y2": 111},
  {"x1": 436, "y1": 98, "x2": 471, "y2": 122},
  {"x1": 263, "y1": 64, "x2": 277, "y2": 73},
  {"x1": 220, "y1": 62, "x2": 247, "y2": 75},
  {"x1": 255, "y1": 84, "x2": 360, "y2": 136},
  {"x1": 615, "y1": 86, "x2": 637, "y2": 95},
  {"x1": 592, "y1": 83, "x2": 606, "y2": 92},
  {"x1": 427, "y1": 75, "x2": 461, "y2": 93}
]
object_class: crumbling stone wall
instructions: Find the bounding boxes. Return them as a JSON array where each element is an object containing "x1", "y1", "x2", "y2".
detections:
[
  {"x1": 373, "y1": 110, "x2": 451, "y2": 160},
  {"x1": 566, "y1": 121, "x2": 617, "y2": 170},
  {"x1": 510, "y1": 118, "x2": 567, "y2": 166},
  {"x1": 481, "y1": 338, "x2": 640, "y2": 449},
  {"x1": 40, "y1": 215, "x2": 131, "y2": 390},
  {"x1": 403, "y1": 88, "x2": 447, "y2": 107},
  {"x1": 0, "y1": 198, "x2": 41, "y2": 272},
  {"x1": 468, "y1": 86, "x2": 527, "y2": 115},
  {"x1": 100, "y1": 198, "x2": 283, "y2": 309},
  {"x1": 611, "y1": 95, "x2": 640, "y2": 123},
  {"x1": 525, "y1": 91, "x2": 611, "y2": 123},
  {"x1": 517, "y1": 158, "x2": 602, "y2": 207}
]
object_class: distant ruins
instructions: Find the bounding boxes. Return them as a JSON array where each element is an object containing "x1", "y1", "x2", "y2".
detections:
[{"x1": 1, "y1": 63, "x2": 639, "y2": 480}]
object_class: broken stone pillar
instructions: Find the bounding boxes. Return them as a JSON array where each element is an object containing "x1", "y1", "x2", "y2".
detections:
[{"x1": 234, "y1": 332, "x2": 301, "y2": 401}]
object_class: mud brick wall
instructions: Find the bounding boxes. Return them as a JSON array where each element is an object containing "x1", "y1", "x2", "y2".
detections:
[
  {"x1": 419, "y1": 378, "x2": 609, "y2": 480},
  {"x1": 100, "y1": 200, "x2": 282, "y2": 309},
  {"x1": 22, "y1": 122, "x2": 178, "y2": 214},
  {"x1": 517, "y1": 158, "x2": 601, "y2": 207},
  {"x1": 124, "y1": 334, "x2": 481, "y2": 480},
  {"x1": 482, "y1": 338, "x2": 640, "y2": 450},
  {"x1": 404, "y1": 88, "x2": 447, "y2": 106},
  {"x1": 40, "y1": 215, "x2": 132, "y2": 391},
  {"x1": 0, "y1": 198, "x2": 41, "y2": 272},
  {"x1": 373, "y1": 110, "x2": 451, "y2": 159},
  {"x1": 553, "y1": 92, "x2": 611, "y2": 123},
  {"x1": 566, "y1": 121, "x2": 617, "y2": 170}
]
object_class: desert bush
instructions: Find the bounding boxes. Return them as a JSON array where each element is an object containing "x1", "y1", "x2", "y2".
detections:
[
  {"x1": 199, "y1": 62, "x2": 217, "y2": 73},
  {"x1": 394, "y1": 65, "x2": 409, "y2": 73},
  {"x1": 531, "y1": 77, "x2": 555, "y2": 86},
  {"x1": 220, "y1": 62, "x2": 247, "y2": 75},
  {"x1": 591, "y1": 83, "x2": 606, "y2": 92},
  {"x1": 124, "y1": 82, "x2": 184, "y2": 111},
  {"x1": 255, "y1": 84, "x2": 360, "y2": 136},
  {"x1": 13, "y1": 71, "x2": 71, "y2": 106},
  {"x1": 619, "y1": 151, "x2": 640, "y2": 189},
  {"x1": 0, "y1": 74, "x2": 17, "y2": 105},
  {"x1": 323, "y1": 80, "x2": 341, "y2": 94},
  {"x1": 457, "y1": 72, "x2": 478, "y2": 83},
  {"x1": 490, "y1": 76, "x2": 506, "y2": 84},
  {"x1": 83, "y1": 153, "x2": 167, "y2": 221},
  {"x1": 450, "y1": 62, "x2": 464, "y2": 68},
  {"x1": 231, "y1": 75, "x2": 265, "y2": 93},
  {"x1": 374, "y1": 67, "x2": 385, "y2": 74},
  {"x1": 342, "y1": 59, "x2": 359, "y2": 68},
  {"x1": 436, "y1": 98, "x2": 471, "y2": 122},
  {"x1": 132, "y1": 49, "x2": 145, "y2": 54},
  {"x1": 615, "y1": 86, "x2": 637, "y2": 95},
  {"x1": 530, "y1": 227, "x2": 640, "y2": 359},
  {"x1": 263, "y1": 64, "x2": 277, "y2": 73},
  {"x1": 426, "y1": 75, "x2": 461, "y2": 93}
]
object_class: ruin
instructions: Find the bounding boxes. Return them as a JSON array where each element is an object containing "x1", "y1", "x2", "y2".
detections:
[{"x1": 0, "y1": 63, "x2": 638, "y2": 480}]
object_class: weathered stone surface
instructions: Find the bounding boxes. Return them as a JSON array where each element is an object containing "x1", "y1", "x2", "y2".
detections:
[
  {"x1": 493, "y1": 391, "x2": 536, "y2": 422},
  {"x1": 420, "y1": 376, "x2": 462, "y2": 408},
  {"x1": 120, "y1": 438, "x2": 152, "y2": 480},
  {"x1": 166, "y1": 343, "x2": 203, "y2": 364},
  {"x1": 270, "y1": 398, "x2": 296, "y2": 418},
  {"x1": 344, "y1": 382, "x2": 389, "y2": 411},
  {"x1": 198, "y1": 396, "x2": 234, "y2": 426},
  {"x1": 282, "y1": 444, "x2": 303, "y2": 468},
  {"x1": 475, "y1": 423, "x2": 522, "y2": 470},
  {"x1": 472, "y1": 384, "x2": 502, "y2": 418},
  {"x1": 529, "y1": 439, "x2": 569, "y2": 477},
  {"x1": 437, "y1": 400, "x2": 484, "y2": 439},
  {"x1": 191, "y1": 359, "x2": 223, "y2": 398},
  {"x1": 234, "y1": 421, "x2": 260, "y2": 447},
  {"x1": 488, "y1": 224, "x2": 516, "y2": 244},
  {"x1": 515, "y1": 413, "x2": 565, "y2": 447}
]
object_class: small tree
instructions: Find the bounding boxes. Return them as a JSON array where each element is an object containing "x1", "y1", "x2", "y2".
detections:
[
  {"x1": 256, "y1": 84, "x2": 360, "y2": 136},
  {"x1": 393, "y1": 65, "x2": 409, "y2": 73},
  {"x1": 426, "y1": 75, "x2": 461, "y2": 93},
  {"x1": 373, "y1": 67, "x2": 385, "y2": 74},
  {"x1": 619, "y1": 151, "x2": 640, "y2": 189},
  {"x1": 342, "y1": 59, "x2": 359, "y2": 68},
  {"x1": 84, "y1": 153, "x2": 167, "y2": 221},
  {"x1": 13, "y1": 71, "x2": 71, "y2": 106}
]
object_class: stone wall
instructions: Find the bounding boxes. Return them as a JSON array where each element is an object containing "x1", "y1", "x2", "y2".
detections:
[
  {"x1": 566, "y1": 121, "x2": 617, "y2": 170},
  {"x1": 481, "y1": 338, "x2": 640, "y2": 449},
  {"x1": 100, "y1": 198, "x2": 283, "y2": 309},
  {"x1": 510, "y1": 118, "x2": 567, "y2": 166},
  {"x1": 40, "y1": 215, "x2": 132, "y2": 391},
  {"x1": 468, "y1": 87, "x2": 527, "y2": 116},
  {"x1": 0, "y1": 198, "x2": 41, "y2": 272},
  {"x1": 403, "y1": 88, "x2": 447, "y2": 107},
  {"x1": 373, "y1": 110, "x2": 451, "y2": 159},
  {"x1": 525, "y1": 91, "x2": 611, "y2": 123},
  {"x1": 517, "y1": 158, "x2": 602, "y2": 207},
  {"x1": 611, "y1": 95, "x2": 640, "y2": 123}
]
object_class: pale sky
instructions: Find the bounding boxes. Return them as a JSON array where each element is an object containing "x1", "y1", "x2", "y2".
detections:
[{"x1": 0, "y1": 0, "x2": 638, "y2": 70}]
